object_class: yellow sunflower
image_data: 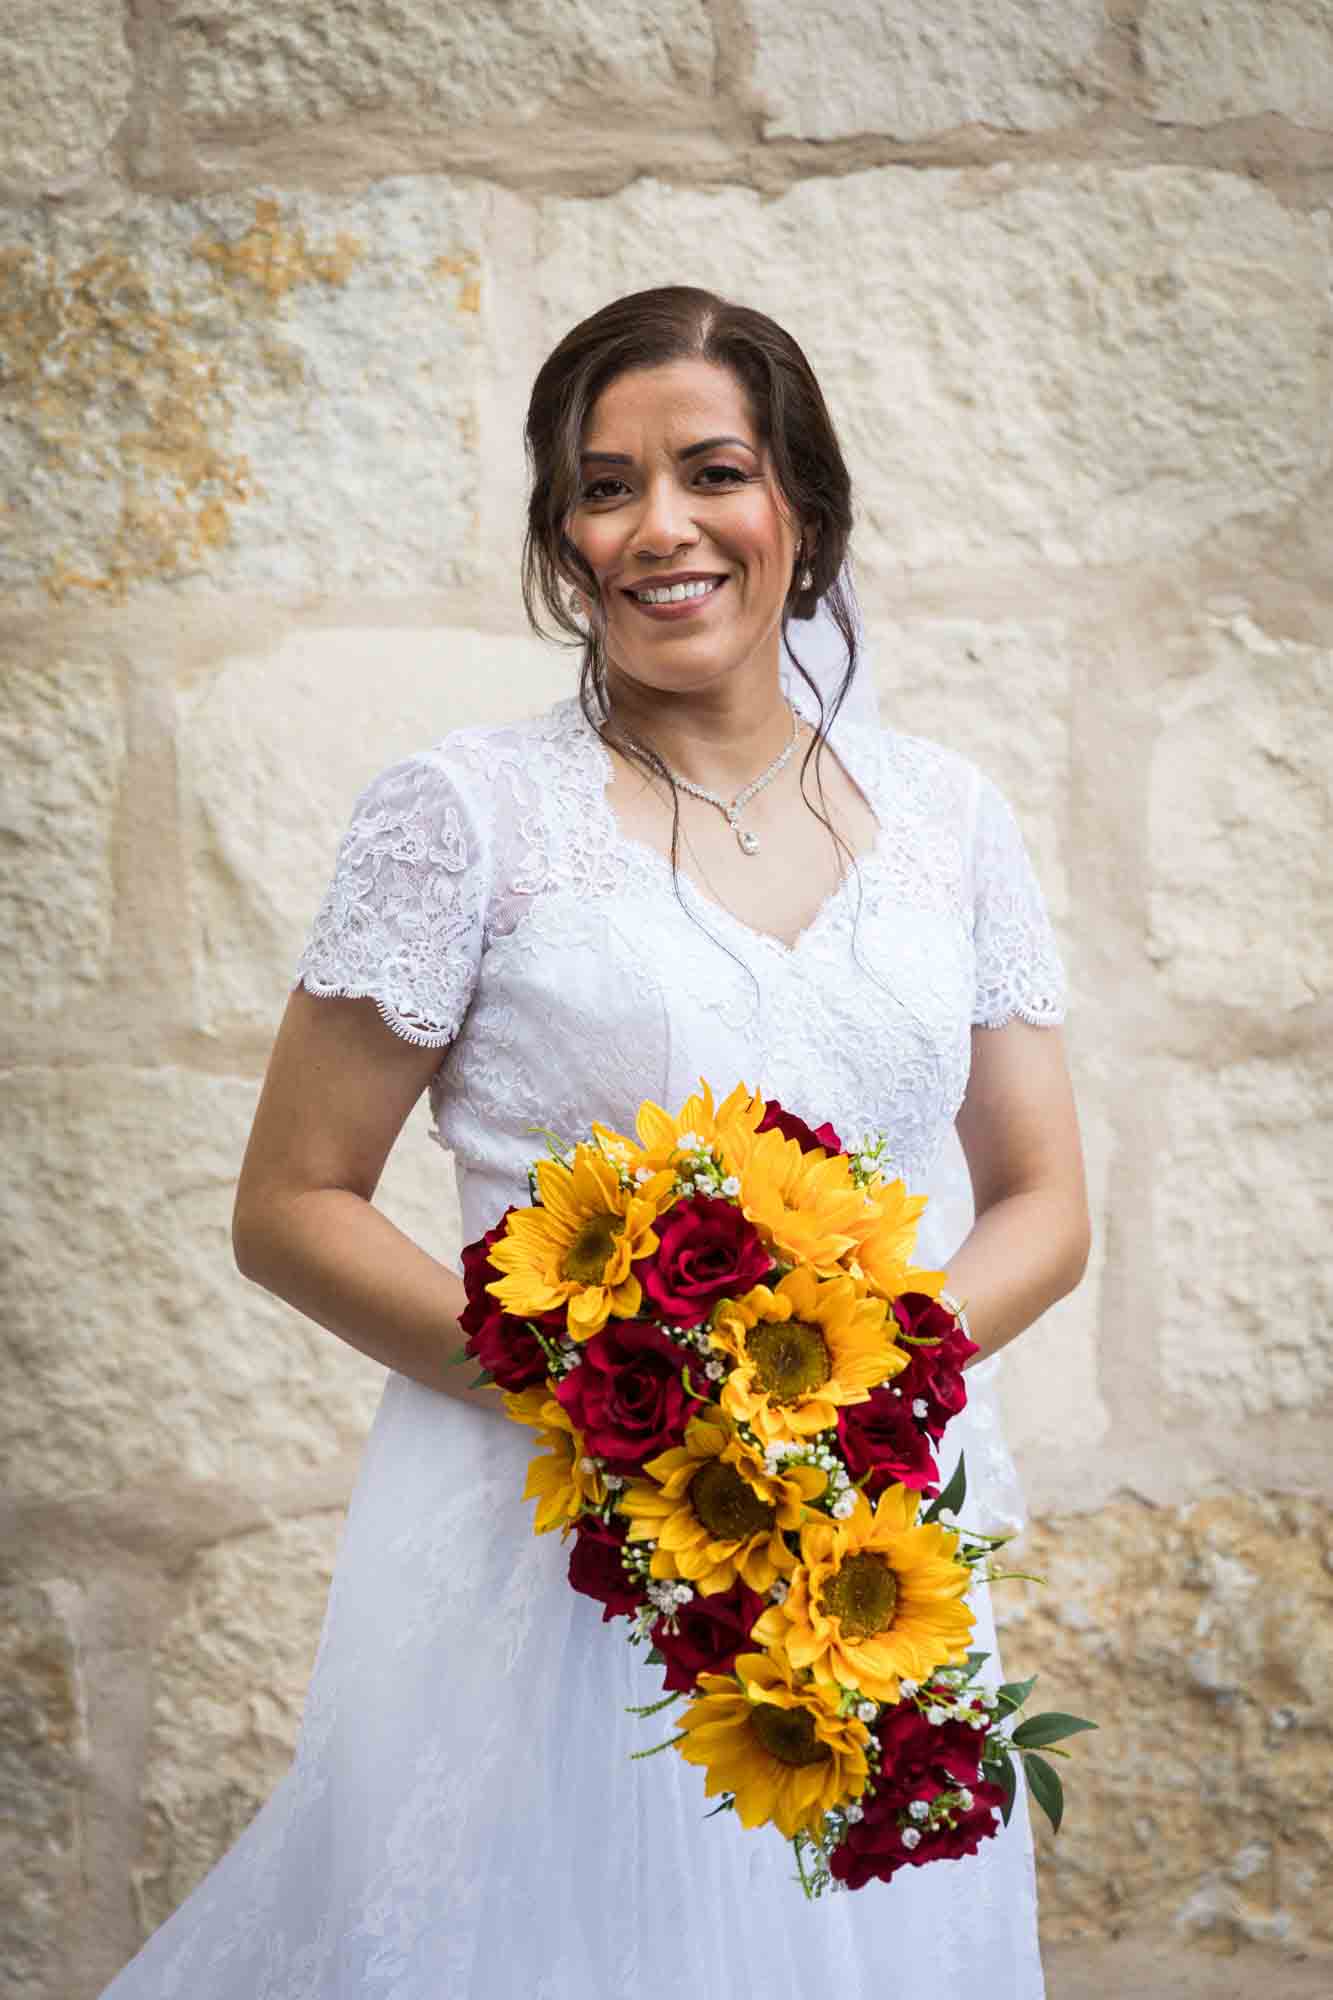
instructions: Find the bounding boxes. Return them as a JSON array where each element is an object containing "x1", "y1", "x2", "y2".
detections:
[
  {"x1": 503, "y1": 1384, "x2": 605, "y2": 1535},
  {"x1": 616, "y1": 1413, "x2": 826, "y2": 1595},
  {"x1": 844, "y1": 1173, "x2": 944, "y2": 1302},
  {"x1": 590, "y1": 1076, "x2": 759, "y2": 1178},
  {"x1": 751, "y1": 1485, "x2": 974, "y2": 1703},
  {"x1": 676, "y1": 1647, "x2": 870, "y2": 1838},
  {"x1": 720, "y1": 1121, "x2": 870, "y2": 1272},
  {"x1": 711, "y1": 1267, "x2": 905, "y2": 1444},
  {"x1": 485, "y1": 1144, "x2": 675, "y2": 1340}
]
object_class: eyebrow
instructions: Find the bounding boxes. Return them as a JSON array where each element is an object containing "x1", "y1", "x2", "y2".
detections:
[{"x1": 578, "y1": 434, "x2": 757, "y2": 466}]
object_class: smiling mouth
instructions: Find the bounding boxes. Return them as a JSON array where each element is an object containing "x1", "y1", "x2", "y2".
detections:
[{"x1": 624, "y1": 577, "x2": 727, "y2": 608}]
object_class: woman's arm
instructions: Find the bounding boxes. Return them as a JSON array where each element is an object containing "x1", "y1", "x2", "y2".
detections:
[
  {"x1": 947, "y1": 1020, "x2": 1091, "y2": 1365},
  {"x1": 232, "y1": 987, "x2": 504, "y2": 1416}
]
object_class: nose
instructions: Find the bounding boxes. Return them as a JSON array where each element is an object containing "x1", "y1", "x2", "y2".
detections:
[{"x1": 632, "y1": 474, "x2": 699, "y2": 559}]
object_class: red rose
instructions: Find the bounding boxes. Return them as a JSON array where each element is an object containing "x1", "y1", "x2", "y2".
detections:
[
  {"x1": 874, "y1": 1702, "x2": 984, "y2": 1794},
  {"x1": 650, "y1": 1577, "x2": 766, "y2": 1694},
  {"x1": 830, "y1": 1704, "x2": 994, "y2": 1889},
  {"x1": 755, "y1": 1099, "x2": 844, "y2": 1154},
  {"x1": 567, "y1": 1514, "x2": 641, "y2": 1623},
  {"x1": 836, "y1": 1385, "x2": 940, "y2": 1499},
  {"x1": 554, "y1": 1321, "x2": 708, "y2": 1469},
  {"x1": 891, "y1": 1294, "x2": 979, "y2": 1442},
  {"x1": 637, "y1": 1195, "x2": 774, "y2": 1329},
  {"x1": 923, "y1": 1780, "x2": 1007, "y2": 1862},
  {"x1": 458, "y1": 1212, "x2": 563, "y2": 1391}
]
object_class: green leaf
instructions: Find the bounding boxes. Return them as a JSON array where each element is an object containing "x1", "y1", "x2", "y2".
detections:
[
  {"x1": 680, "y1": 1364, "x2": 710, "y2": 1405},
  {"x1": 702, "y1": 1796, "x2": 735, "y2": 1819},
  {"x1": 963, "y1": 1649, "x2": 991, "y2": 1679},
  {"x1": 996, "y1": 1674, "x2": 1038, "y2": 1713},
  {"x1": 467, "y1": 1372, "x2": 493, "y2": 1390},
  {"x1": 921, "y1": 1451, "x2": 967, "y2": 1524},
  {"x1": 445, "y1": 1345, "x2": 472, "y2": 1368},
  {"x1": 991, "y1": 1747, "x2": 1017, "y2": 1826},
  {"x1": 629, "y1": 1731, "x2": 686, "y2": 1761},
  {"x1": 1011, "y1": 1712, "x2": 1098, "y2": 1751},
  {"x1": 1023, "y1": 1752, "x2": 1064, "y2": 1834},
  {"x1": 625, "y1": 1690, "x2": 681, "y2": 1719},
  {"x1": 645, "y1": 1645, "x2": 665, "y2": 1666}
]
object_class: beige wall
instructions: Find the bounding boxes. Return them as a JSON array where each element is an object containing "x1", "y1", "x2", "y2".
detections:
[{"x1": 2, "y1": 5, "x2": 1330, "y2": 1996}]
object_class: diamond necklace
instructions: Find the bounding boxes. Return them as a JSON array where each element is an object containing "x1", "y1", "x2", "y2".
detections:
[{"x1": 657, "y1": 699, "x2": 801, "y2": 856}]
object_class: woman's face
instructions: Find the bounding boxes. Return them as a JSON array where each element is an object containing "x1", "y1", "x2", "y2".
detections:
[{"x1": 565, "y1": 358, "x2": 802, "y2": 698}]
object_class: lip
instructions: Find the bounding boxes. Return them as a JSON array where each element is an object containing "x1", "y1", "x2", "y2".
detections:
[{"x1": 621, "y1": 572, "x2": 729, "y2": 622}]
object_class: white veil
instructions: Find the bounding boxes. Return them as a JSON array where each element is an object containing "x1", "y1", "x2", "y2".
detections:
[{"x1": 780, "y1": 557, "x2": 879, "y2": 739}]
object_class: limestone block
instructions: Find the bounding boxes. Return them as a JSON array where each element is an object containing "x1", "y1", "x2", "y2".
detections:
[
  {"x1": 178, "y1": 624, "x2": 565, "y2": 1037},
  {"x1": 0, "y1": 181, "x2": 484, "y2": 605},
  {"x1": 0, "y1": 1580, "x2": 88, "y2": 1994},
  {"x1": 1147, "y1": 619, "x2": 1331, "y2": 1015},
  {"x1": 0, "y1": 650, "x2": 124, "y2": 1025},
  {"x1": 168, "y1": 0, "x2": 714, "y2": 138},
  {"x1": 132, "y1": 1513, "x2": 341, "y2": 1930},
  {"x1": 749, "y1": 0, "x2": 1104, "y2": 141},
  {"x1": 538, "y1": 168, "x2": 1330, "y2": 571},
  {"x1": 994, "y1": 1495, "x2": 1333, "y2": 1950},
  {"x1": 1156, "y1": 1053, "x2": 1331, "y2": 1421},
  {"x1": 0, "y1": 0, "x2": 132, "y2": 194},
  {"x1": 0, "y1": 1065, "x2": 463, "y2": 1509},
  {"x1": 1144, "y1": 2, "x2": 1333, "y2": 128}
]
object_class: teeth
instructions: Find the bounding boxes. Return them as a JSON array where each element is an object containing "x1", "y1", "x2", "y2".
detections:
[{"x1": 633, "y1": 578, "x2": 721, "y2": 604}]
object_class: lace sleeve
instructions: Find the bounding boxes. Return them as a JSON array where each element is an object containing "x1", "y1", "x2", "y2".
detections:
[
  {"x1": 292, "y1": 746, "x2": 488, "y2": 1049},
  {"x1": 969, "y1": 770, "x2": 1068, "y2": 1029}
]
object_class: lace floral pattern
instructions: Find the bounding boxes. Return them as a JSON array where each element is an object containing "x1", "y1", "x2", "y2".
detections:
[{"x1": 103, "y1": 690, "x2": 1063, "y2": 2000}]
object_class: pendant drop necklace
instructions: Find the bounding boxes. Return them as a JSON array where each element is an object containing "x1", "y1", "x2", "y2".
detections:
[{"x1": 658, "y1": 699, "x2": 801, "y2": 856}]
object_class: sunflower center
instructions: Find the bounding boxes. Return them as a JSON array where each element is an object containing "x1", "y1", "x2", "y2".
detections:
[
  {"x1": 819, "y1": 1552, "x2": 899, "y2": 1639},
  {"x1": 689, "y1": 1460, "x2": 776, "y2": 1544},
  {"x1": 748, "y1": 1701, "x2": 834, "y2": 1768},
  {"x1": 746, "y1": 1318, "x2": 832, "y2": 1402},
  {"x1": 562, "y1": 1210, "x2": 624, "y2": 1284}
]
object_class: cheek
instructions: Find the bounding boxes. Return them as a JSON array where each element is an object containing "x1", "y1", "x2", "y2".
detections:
[{"x1": 728, "y1": 499, "x2": 793, "y2": 570}]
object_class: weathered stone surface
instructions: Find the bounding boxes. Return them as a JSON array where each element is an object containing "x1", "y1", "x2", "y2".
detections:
[
  {"x1": 0, "y1": 0, "x2": 132, "y2": 194},
  {"x1": 539, "y1": 168, "x2": 1330, "y2": 571},
  {"x1": 179, "y1": 624, "x2": 565, "y2": 1036},
  {"x1": 1155, "y1": 1052, "x2": 1331, "y2": 1421},
  {"x1": 132, "y1": 1513, "x2": 341, "y2": 1929},
  {"x1": 0, "y1": 650, "x2": 124, "y2": 1024},
  {"x1": 1143, "y1": 2, "x2": 1333, "y2": 128},
  {"x1": 749, "y1": 0, "x2": 1104, "y2": 141},
  {"x1": 0, "y1": 1580, "x2": 88, "y2": 1995},
  {"x1": 1147, "y1": 618, "x2": 1331, "y2": 1016},
  {"x1": 0, "y1": 182, "x2": 483, "y2": 605},
  {"x1": 0, "y1": 1065, "x2": 461, "y2": 1508},
  {"x1": 996, "y1": 1495, "x2": 1333, "y2": 1954},
  {"x1": 169, "y1": 0, "x2": 714, "y2": 138}
]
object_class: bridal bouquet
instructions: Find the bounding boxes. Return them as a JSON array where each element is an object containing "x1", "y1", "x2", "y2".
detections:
[{"x1": 453, "y1": 1079, "x2": 1093, "y2": 1896}]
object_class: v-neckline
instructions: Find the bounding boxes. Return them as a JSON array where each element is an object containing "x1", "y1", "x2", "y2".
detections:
[{"x1": 569, "y1": 696, "x2": 889, "y2": 960}]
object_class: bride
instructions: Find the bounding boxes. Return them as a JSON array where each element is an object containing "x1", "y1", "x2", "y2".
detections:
[{"x1": 101, "y1": 285, "x2": 1089, "y2": 1998}]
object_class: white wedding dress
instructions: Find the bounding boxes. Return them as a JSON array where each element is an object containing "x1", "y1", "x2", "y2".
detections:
[{"x1": 101, "y1": 659, "x2": 1067, "y2": 2000}]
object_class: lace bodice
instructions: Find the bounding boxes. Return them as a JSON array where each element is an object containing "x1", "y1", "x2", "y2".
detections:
[{"x1": 296, "y1": 682, "x2": 1063, "y2": 1202}]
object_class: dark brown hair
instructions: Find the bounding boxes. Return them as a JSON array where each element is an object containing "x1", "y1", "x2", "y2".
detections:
[{"x1": 521, "y1": 285, "x2": 866, "y2": 977}]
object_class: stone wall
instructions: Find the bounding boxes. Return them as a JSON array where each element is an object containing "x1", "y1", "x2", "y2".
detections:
[{"x1": 1, "y1": 5, "x2": 1329, "y2": 1996}]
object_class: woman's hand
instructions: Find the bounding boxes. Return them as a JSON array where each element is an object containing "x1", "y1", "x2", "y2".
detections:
[
  {"x1": 231, "y1": 986, "x2": 504, "y2": 1414},
  {"x1": 949, "y1": 1020, "x2": 1091, "y2": 1365}
]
